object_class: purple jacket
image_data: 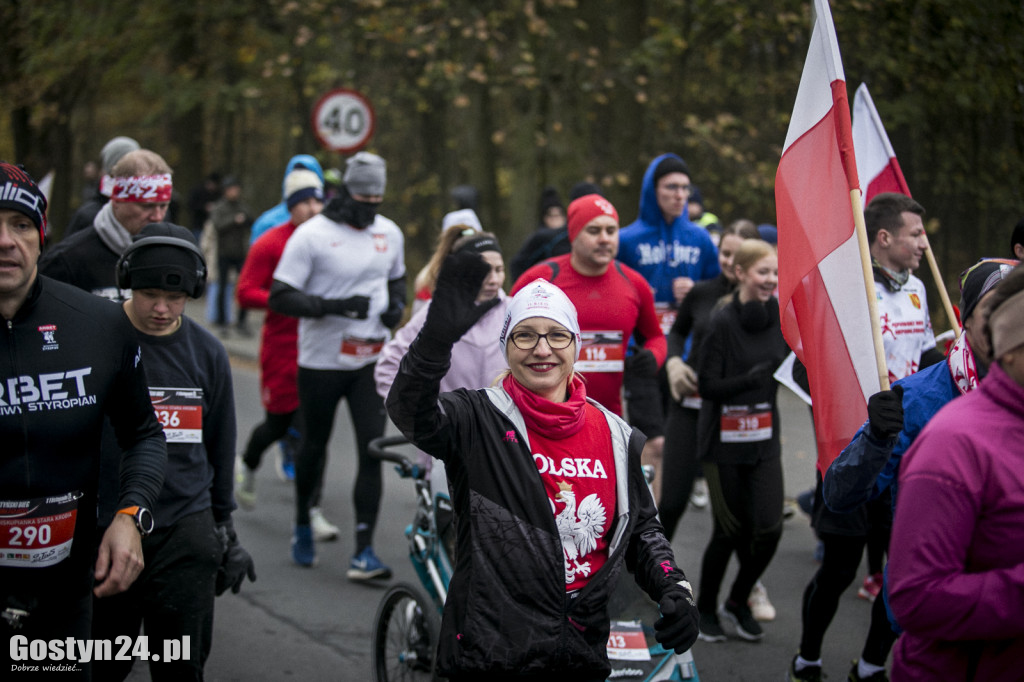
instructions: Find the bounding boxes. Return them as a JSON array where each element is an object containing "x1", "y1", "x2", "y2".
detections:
[
  {"x1": 374, "y1": 292, "x2": 510, "y2": 400},
  {"x1": 888, "y1": 362, "x2": 1024, "y2": 681}
]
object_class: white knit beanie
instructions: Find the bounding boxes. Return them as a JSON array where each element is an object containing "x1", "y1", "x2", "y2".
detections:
[
  {"x1": 499, "y1": 279, "x2": 581, "y2": 361},
  {"x1": 284, "y1": 169, "x2": 324, "y2": 209}
]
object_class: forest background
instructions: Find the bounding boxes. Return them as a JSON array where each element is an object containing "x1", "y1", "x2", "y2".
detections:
[{"x1": 3, "y1": 0, "x2": 1023, "y2": 329}]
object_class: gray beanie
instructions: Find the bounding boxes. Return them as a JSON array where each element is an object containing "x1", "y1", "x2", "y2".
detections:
[
  {"x1": 101, "y1": 136, "x2": 141, "y2": 173},
  {"x1": 343, "y1": 152, "x2": 386, "y2": 196}
]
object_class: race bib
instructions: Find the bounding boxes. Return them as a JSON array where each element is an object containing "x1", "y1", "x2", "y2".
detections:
[
  {"x1": 150, "y1": 387, "x2": 203, "y2": 443},
  {"x1": 607, "y1": 620, "x2": 651, "y2": 661},
  {"x1": 340, "y1": 335, "x2": 385, "y2": 359},
  {"x1": 576, "y1": 331, "x2": 624, "y2": 372},
  {"x1": 720, "y1": 403, "x2": 772, "y2": 443},
  {"x1": 0, "y1": 492, "x2": 82, "y2": 568},
  {"x1": 655, "y1": 303, "x2": 676, "y2": 337}
]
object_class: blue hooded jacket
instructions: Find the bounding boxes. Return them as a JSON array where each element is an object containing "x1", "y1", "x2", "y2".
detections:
[
  {"x1": 618, "y1": 153, "x2": 719, "y2": 304},
  {"x1": 250, "y1": 154, "x2": 325, "y2": 243}
]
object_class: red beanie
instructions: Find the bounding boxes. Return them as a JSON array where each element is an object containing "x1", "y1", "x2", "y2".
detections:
[{"x1": 567, "y1": 194, "x2": 618, "y2": 242}]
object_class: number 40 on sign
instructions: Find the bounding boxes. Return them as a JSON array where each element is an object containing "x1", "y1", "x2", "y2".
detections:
[{"x1": 311, "y1": 89, "x2": 376, "y2": 153}]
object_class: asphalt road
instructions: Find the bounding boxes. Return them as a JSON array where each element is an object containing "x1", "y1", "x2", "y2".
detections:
[{"x1": 127, "y1": 302, "x2": 878, "y2": 681}]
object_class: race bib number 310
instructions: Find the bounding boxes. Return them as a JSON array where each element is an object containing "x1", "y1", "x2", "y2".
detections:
[
  {"x1": 0, "y1": 492, "x2": 82, "y2": 568},
  {"x1": 720, "y1": 403, "x2": 773, "y2": 443}
]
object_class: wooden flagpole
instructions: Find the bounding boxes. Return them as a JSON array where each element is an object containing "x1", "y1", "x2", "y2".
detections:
[
  {"x1": 923, "y1": 239, "x2": 961, "y2": 339},
  {"x1": 850, "y1": 189, "x2": 891, "y2": 391}
]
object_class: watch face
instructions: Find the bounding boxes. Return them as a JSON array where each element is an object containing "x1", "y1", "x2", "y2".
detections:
[{"x1": 136, "y1": 507, "x2": 155, "y2": 535}]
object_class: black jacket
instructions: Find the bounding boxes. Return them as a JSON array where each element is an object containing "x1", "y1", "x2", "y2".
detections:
[
  {"x1": 1, "y1": 276, "x2": 165, "y2": 602},
  {"x1": 696, "y1": 293, "x2": 789, "y2": 464},
  {"x1": 387, "y1": 337, "x2": 687, "y2": 679}
]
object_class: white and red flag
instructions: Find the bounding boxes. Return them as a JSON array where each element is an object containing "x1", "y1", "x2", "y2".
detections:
[
  {"x1": 775, "y1": 0, "x2": 884, "y2": 472},
  {"x1": 852, "y1": 82, "x2": 912, "y2": 205}
]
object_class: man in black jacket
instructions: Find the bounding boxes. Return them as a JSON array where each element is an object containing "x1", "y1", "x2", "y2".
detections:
[{"x1": 0, "y1": 162, "x2": 166, "y2": 678}]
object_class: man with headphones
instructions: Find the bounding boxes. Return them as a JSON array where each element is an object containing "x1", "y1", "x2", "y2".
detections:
[{"x1": 91, "y1": 222, "x2": 256, "y2": 681}]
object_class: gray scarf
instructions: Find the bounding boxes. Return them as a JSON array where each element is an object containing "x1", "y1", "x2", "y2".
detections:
[{"x1": 93, "y1": 201, "x2": 133, "y2": 254}]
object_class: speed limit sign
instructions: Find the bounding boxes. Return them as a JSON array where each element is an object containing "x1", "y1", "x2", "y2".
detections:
[{"x1": 311, "y1": 89, "x2": 376, "y2": 153}]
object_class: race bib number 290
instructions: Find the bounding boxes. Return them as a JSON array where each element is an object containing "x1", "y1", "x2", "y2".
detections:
[{"x1": 0, "y1": 492, "x2": 82, "y2": 568}]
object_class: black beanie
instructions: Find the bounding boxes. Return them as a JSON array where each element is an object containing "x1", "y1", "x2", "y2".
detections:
[
  {"x1": 539, "y1": 186, "x2": 563, "y2": 213},
  {"x1": 653, "y1": 156, "x2": 691, "y2": 185},
  {"x1": 124, "y1": 223, "x2": 206, "y2": 296},
  {"x1": 958, "y1": 258, "x2": 1018, "y2": 323},
  {"x1": 0, "y1": 162, "x2": 48, "y2": 244},
  {"x1": 569, "y1": 182, "x2": 603, "y2": 201}
]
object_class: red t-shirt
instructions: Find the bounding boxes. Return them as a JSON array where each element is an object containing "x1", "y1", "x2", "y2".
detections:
[
  {"x1": 512, "y1": 255, "x2": 667, "y2": 416},
  {"x1": 529, "y1": 404, "x2": 617, "y2": 592}
]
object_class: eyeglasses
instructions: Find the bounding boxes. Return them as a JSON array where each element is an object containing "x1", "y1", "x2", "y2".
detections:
[
  {"x1": 661, "y1": 183, "x2": 691, "y2": 193},
  {"x1": 509, "y1": 329, "x2": 575, "y2": 351}
]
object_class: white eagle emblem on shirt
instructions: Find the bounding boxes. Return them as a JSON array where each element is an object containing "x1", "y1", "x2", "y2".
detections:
[{"x1": 551, "y1": 481, "x2": 607, "y2": 584}]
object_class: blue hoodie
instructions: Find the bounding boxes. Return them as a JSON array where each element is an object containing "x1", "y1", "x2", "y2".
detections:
[
  {"x1": 618, "y1": 153, "x2": 719, "y2": 304},
  {"x1": 250, "y1": 154, "x2": 325, "y2": 243}
]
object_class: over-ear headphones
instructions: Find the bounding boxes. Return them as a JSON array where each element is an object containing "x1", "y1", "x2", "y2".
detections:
[{"x1": 116, "y1": 235, "x2": 208, "y2": 299}]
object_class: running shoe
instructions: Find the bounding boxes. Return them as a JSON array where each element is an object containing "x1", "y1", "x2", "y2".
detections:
[
  {"x1": 347, "y1": 546, "x2": 392, "y2": 582},
  {"x1": 276, "y1": 438, "x2": 296, "y2": 482},
  {"x1": 788, "y1": 656, "x2": 823, "y2": 681},
  {"x1": 235, "y1": 457, "x2": 256, "y2": 510},
  {"x1": 310, "y1": 507, "x2": 339, "y2": 542},
  {"x1": 848, "y1": 659, "x2": 889, "y2": 681},
  {"x1": 291, "y1": 525, "x2": 316, "y2": 567},
  {"x1": 858, "y1": 572, "x2": 883, "y2": 602},
  {"x1": 697, "y1": 612, "x2": 726, "y2": 643},
  {"x1": 689, "y1": 478, "x2": 709, "y2": 509},
  {"x1": 719, "y1": 599, "x2": 764, "y2": 641},
  {"x1": 748, "y1": 580, "x2": 777, "y2": 622}
]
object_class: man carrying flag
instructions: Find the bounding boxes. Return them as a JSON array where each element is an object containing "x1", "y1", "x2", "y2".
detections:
[{"x1": 773, "y1": 0, "x2": 900, "y2": 679}]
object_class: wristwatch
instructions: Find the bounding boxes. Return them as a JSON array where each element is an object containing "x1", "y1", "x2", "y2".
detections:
[{"x1": 116, "y1": 506, "x2": 154, "y2": 538}]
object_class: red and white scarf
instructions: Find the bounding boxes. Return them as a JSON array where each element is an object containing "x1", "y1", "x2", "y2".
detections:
[{"x1": 946, "y1": 332, "x2": 979, "y2": 396}]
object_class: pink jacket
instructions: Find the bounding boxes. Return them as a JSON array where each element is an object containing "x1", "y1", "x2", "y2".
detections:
[
  {"x1": 374, "y1": 292, "x2": 510, "y2": 401},
  {"x1": 889, "y1": 362, "x2": 1024, "y2": 681}
]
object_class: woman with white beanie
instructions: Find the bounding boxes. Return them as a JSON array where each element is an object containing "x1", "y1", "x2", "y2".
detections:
[{"x1": 385, "y1": 251, "x2": 699, "y2": 681}]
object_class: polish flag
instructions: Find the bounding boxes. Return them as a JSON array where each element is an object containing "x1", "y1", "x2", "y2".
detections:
[
  {"x1": 852, "y1": 82, "x2": 912, "y2": 205},
  {"x1": 775, "y1": 0, "x2": 883, "y2": 472}
]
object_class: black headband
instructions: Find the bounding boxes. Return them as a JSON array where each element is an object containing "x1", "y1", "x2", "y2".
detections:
[{"x1": 454, "y1": 234, "x2": 501, "y2": 255}]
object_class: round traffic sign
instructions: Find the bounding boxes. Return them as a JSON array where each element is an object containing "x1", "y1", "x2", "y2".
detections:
[{"x1": 311, "y1": 89, "x2": 376, "y2": 153}]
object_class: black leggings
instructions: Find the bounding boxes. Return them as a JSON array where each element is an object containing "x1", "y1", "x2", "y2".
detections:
[
  {"x1": 696, "y1": 457, "x2": 783, "y2": 613},
  {"x1": 798, "y1": 532, "x2": 898, "y2": 662},
  {"x1": 242, "y1": 410, "x2": 322, "y2": 506},
  {"x1": 295, "y1": 365, "x2": 386, "y2": 549},
  {"x1": 658, "y1": 402, "x2": 702, "y2": 541},
  {"x1": 241, "y1": 410, "x2": 295, "y2": 470}
]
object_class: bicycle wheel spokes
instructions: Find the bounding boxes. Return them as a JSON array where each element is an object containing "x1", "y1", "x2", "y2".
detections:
[{"x1": 372, "y1": 583, "x2": 440, "y2": 682}]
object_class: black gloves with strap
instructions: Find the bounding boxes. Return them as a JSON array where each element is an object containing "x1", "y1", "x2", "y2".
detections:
[
  {"x1": 420, "y1": 250, "x2": 500, "y2": 348},
  {"x1": 867, "y1": 384, "x2": 904, "y2": 441},
  {"x1": 654, "y1": 584, "x2": 700, "y2": 654},
  {"x1": 214, "y1": 519, "x2": 256, "y2": 596}
]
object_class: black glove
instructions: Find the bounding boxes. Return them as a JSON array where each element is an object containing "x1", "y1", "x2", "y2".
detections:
[
  {"x1": 321, "y1": 295, "x2": 370, "y2": 319},
  {"x1": 654, "y1": 586, "x2": 699, "y2": 654},
  {"x1": 867, "y1": 384, "x2": 904, "y2": 441},
  {"x1": 420, "y1": 250, "x2": 501, "y2": 347},
  {"x1": 380, "y1": 303, "x2": 404, "y2": 329},
  {"x1": 624, "y1": 348, "x2": 659, "y2": 378},
  {"x1": 745, "y1": 360, "x2": 777, "y2": 389},
  {"x1": 214, "y1": 520, "x2": 256, "y2": 596}
]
